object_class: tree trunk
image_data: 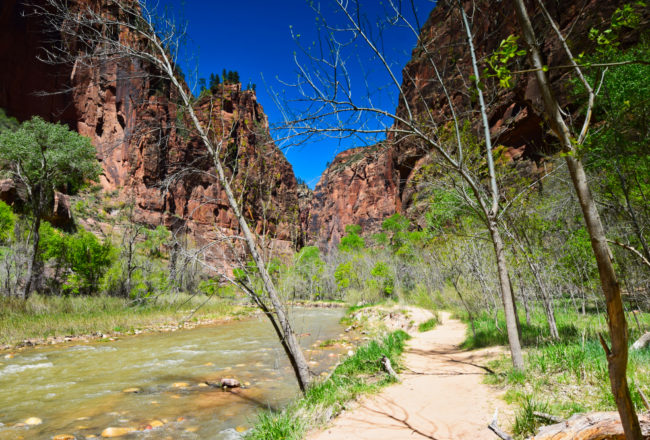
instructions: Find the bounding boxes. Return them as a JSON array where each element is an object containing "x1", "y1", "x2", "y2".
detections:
[
  {"x1": 23, "y1": 214, "x2": 41, "y2": 300},
  {"x1": 488, "y1": 220, "x2": 525, "y2": 370},
  {"x1": 511, "y1": 1, "x2": 642, "y2": 437}
]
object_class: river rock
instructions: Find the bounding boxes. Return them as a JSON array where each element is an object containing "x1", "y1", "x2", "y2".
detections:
[
  {"x1": 220, "y1": 378, "x2": 241, "y2": 388},
  {"x1": 121, "y1": 387, "x2": 141, "y2": 393},
  {"x1": 100, "y1": 427, "x2": 136, "y2": 437},
  {"x1": 52, "y1": 435, "x2": 75, "y2": 440},
  {"x1": 172, "y1": 382, "x2": 190, "y2": 388},
  {"x1": 219, "y1": 428, "x2": 245, "y2": 440},
  {"x1": 149, "y1": 420, "x2": 164, "y2": 428},
  {"x1": 24, "y1": 417, "x2": 42, "y2": 426}
]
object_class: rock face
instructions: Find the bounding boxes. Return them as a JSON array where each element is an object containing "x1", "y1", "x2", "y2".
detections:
[
  {"x1": 306, "y1": 146, "x2": 399, "y2": 252},
  {"x1": 0, "y1": 0, "x2": 300, "y2": 266},
  {"x1": 307, "y1": 0, "x2": 637, "y2": 245}
]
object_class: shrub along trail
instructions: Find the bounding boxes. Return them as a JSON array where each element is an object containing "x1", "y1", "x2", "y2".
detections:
[{"x1": 308, "y1": 311, "x2": 512, "y2": 440}]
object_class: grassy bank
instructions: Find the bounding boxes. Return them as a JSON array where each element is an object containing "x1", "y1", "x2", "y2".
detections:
[
  {"x1": 0, "y1": 293, "x2": 252, "y2": 347},
  {"x1": 248, "y1": 329, "x2": 410, "y2": 440},
  {"x1": 455, "y1": 307, "x2": 650, "y2": 438}
]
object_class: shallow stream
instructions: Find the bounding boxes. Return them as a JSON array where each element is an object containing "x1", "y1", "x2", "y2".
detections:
[{"x1": 0, "y1": 308, "x2": 346, "y2": 439}]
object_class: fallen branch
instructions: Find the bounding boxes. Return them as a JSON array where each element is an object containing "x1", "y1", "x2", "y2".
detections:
[
  {"x1": 637, "y1": 384, "x2": 650, "y2": 411},
  {"x1": 380, "y1": 355, "x2": 399, "y2": 381},
  {"x1": 488, "y1": 409, "x2": 514, "y2": 440},
  {"x1": 631, "y1": 332, "x2": 650, "y2": 351},
  {"x1": 533, "y1": 411, "x2": 566, "y2": 424}
]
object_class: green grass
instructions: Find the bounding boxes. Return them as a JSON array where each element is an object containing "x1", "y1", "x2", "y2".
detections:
[
  {"x1": 248, "y1": 330, "x2": 411, "y2": 440},
  {"x1": 0, "y1": 293, "x2": 249, "y2": 346},
  {"x1": 418, "y1": 316, "x2": 440, "y2": 332},
  {"x1": 468, "y1": 305, "x2": 650, "y2": 438}
]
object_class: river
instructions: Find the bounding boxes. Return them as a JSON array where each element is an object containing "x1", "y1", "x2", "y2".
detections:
[{"x1": 0, "y1": 307, "x2": 347, "y2": 439}]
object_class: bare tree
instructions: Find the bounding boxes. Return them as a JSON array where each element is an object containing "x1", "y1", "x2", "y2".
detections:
[
  {"x1": 511, "y1": 1, "x2": 642, "y2": 437},
  {"x1": 35, "y1": 0, "x2": 312, "y2": 392},
  {"x1": 279, "y1": 0, "x2": 526, "y2": 369}
]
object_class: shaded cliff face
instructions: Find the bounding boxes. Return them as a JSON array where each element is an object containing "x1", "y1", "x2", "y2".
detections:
[
  {"x1": 307, "y1": 146, "x2": 398, "y2": 252},
  {"x1": 393, "y1": 0, "x2": 634, "y2": 220},
  {"x1": 0, "y1": 0, "x2": 300, "y2": 266},
  {"x1": 307, "y1": 0, "x2": 633, "y2": 245}
]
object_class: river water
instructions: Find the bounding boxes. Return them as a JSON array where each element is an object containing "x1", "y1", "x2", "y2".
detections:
[{"x1": 0, "y1": 308, "x2": 347, "y2": 439}]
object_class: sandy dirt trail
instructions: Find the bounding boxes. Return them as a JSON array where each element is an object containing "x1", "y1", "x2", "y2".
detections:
[{"x1": 308, "y1": 311, "x2": 511, "y2": 440}]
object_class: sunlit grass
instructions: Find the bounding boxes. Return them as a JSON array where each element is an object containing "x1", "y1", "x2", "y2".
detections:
[
  {"x1": 465, "y1": 304, "x2": 650, "y2": 438},
  {"x1": 248, "y1": 330, "x2": 410, "y2": 440},
  {"x1": 0, "y1": 293, "x2": 249, "y2": 346}
]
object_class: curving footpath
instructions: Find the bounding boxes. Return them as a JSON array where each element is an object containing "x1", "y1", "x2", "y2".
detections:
[{"x1": 308, "y1": 311, "x2": 512, "y2": 440}]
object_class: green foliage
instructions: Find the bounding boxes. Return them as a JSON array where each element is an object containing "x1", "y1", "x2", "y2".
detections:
[
  {"x1": 40, "y1": 224, "x2": 114, "y2": 295},
  {"x1": 143, "y1": 225, "x2": 170, "y2": 258},
  {"x1": 0, "y1": 200, "x2": 15, "y2": 243},
  {"x1": 513, "y1": 395, "x2": 550, "y2": 438},
  {"x1": 0, "y1": 117, "x2": 101, "y2": 200},
  {"x1": 418, "y1": 316, "x2": 439, "y2": 332},
  {"x1": 484, "y1": 34, "x2": 527, "y2": 88},
  {"x1": 369, "y1": 261, "x2": 394, "y2": 296},
  {"x1": 0, "y1": 109, "x2": 18, "y2": 133},
  {"x1": 338, "y1": 224, "x2": 365, "y2": 252},
  {"x1": 588, "y1": 2, "x2": 646, "y2": 55},
  {"x1": 334, "y1": 260, "x2": 355, "y2": 290},
  {"x1": 425, "y1": 189, "x2": 466, "y2": 230},
  {"x1": 250, "y1": 330, "x2": 410, "y2": 440}
]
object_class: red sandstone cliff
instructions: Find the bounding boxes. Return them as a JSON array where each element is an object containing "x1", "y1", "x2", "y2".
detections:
[
  {"x1": 0, "y1": 0, "x2": 300, "y2": 266},
  {"x1": 306, "y1": 146, "x2": 399, "y2": 252}
]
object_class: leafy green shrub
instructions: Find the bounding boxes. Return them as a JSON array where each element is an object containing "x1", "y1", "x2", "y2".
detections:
[{"x1": 0, "y1": 200, "x2": 15, "y2": 243}]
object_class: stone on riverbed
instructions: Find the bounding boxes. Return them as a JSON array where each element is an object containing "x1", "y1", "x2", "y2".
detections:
[
  {"x1": 220, "y1": 378, "x2": 241, "y2": 388},
  {"x1": 100, "y1": 427, "x2": 136, "y2": 437},
  {"x1": 24, "y1": 417, "x2": 42, "y2": 426},
  {"x1": 219, "y1": 428, "x2": 248, "y2": 439},
  {"x1": 52, "y1": 435, "x2": 75, "y2": 440},
  {"x1": 121, "y1": 387, "x2": 141, "y2": 393}
]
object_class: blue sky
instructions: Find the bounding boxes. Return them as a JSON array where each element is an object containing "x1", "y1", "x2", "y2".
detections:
[{"x1": 158, "y1": 0, "x2": 436, "y2": 188}]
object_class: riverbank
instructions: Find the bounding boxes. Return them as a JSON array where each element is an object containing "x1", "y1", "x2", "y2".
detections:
[
  {"x1": 0, "y1": 294, "x2": 254, "y2": 351},
  {"x1": 248, "y1": 305, "x2": 440, "y2": 440},
  {"x1": 0, "y1": 295, "x2": 353, "y2": 352}
]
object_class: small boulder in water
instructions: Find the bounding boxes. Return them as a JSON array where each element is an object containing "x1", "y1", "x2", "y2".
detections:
[
  {"x1": 24, "y1": 417, "x2": 42, "y2": 426},
  {"x1": 52, "y1": 435, "x2": 75, "y2": 440},
  {"x1": 220, "y1": 378, "x2": 241, "y2": 388},
  {"x1": 121, "y1": 387, "x2": 141, "y2": 393},
  {"x1": 100, "y1": 427, "x2": 136, "y2": 437},
  {"x1": 172, "y1": 382, "x2": 190, "y2": 388}
]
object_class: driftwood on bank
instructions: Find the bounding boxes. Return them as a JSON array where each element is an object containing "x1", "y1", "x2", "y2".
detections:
[
  {"x1": 632, "y1": 332, "x2": 650, "y2": 350},
  {"x1": 380, "y1": 355, "x2": 399, "y2": 381},
  {"x1": 529, "y1": 411, "x2": 650, "y2": 440},
  {"x1": 488, "y1": 409, "x2": 514, "y2": 440},
  {"x1": 533, "y1": 411, "x2": 565, "y2": 424}
]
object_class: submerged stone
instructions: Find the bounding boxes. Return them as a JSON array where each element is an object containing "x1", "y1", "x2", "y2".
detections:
[
  {"x1": 100, "y1": 427, "x2": 136, "y2": 437},
  {"x1": 24, "y1": 417, "x2": 42, "y2": 426}
]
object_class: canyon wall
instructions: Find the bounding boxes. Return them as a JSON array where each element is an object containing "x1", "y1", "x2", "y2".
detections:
[
  {"x1": 307, "y1": 0, "x2": 636, "y2": 244},
  {"x1": 0, "y1": 0, "x2": 300, "y2": 267}
]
